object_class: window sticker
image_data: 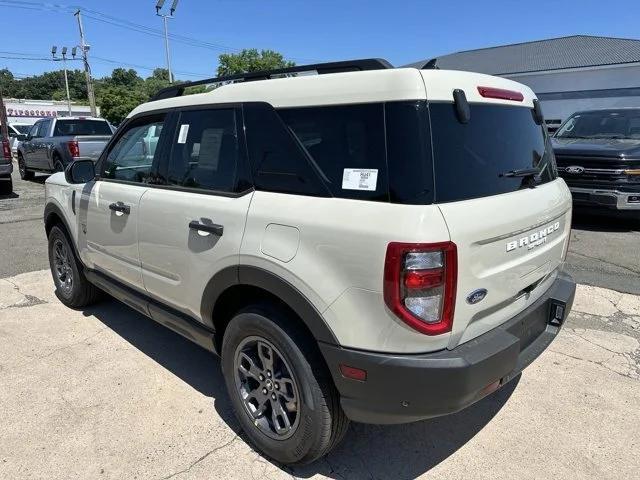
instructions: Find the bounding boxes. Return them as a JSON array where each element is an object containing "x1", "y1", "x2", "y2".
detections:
[
  {"x1": 342, "y1": 168, "x2": 378, "y2": 191},
  {"x1": 177, "y1": 124, "x2": 190, "y2": 144}
]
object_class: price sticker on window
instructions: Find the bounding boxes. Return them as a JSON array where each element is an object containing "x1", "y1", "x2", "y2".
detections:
[{"x1": 342, "y1": 168, "x2": 378, "y2": 191}]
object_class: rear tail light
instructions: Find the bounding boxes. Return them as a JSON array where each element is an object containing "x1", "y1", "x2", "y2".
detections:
[
  {"x1": 2, "y1": 139, "x2": 10, "y2": 160},
  {"x1": 67, "y1": 140, "x2": 80, "y2": 158},
  {"x1": 384, "y1": 242, "x2": 457, "y2": 335},
  {"x1": 477, "y1": 86, "x2": 524, "y2": 102}
]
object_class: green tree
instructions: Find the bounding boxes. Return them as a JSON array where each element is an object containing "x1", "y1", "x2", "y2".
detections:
[
  {"x1": 217, "y1": 49, "x2": 295, "y2": 76},
  {"x1": 108, "y1": 68, "x2": 142, "y2": 87},
  {"x1": 97, "y1": 85, "x2": 146, "y2": 125}
]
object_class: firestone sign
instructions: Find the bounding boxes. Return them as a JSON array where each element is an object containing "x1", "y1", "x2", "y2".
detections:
[{"x1": 6, "y1": 107, "x2": 58, "y2": 118}]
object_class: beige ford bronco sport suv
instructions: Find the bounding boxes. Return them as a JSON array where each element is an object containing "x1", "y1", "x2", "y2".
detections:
[{"x1": 44, "y1": 59, "x2": 576, "y2": 465}]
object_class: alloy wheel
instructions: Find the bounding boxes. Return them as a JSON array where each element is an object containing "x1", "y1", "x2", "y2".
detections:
[
  {"x1": 233, "y1": 336, "x2": 300, "y2": 440},
  {"x1": 52, "y1": 238, "x2": 73, "y2": 295}
]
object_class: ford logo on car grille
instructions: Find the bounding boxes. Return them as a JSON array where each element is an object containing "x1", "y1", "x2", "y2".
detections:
[
  {"x1": 466, "y1": 289, "x2": 488, "y2": 305},
  {"x1": 565, "y1": 165, "x2": 585, "y2": 174}
]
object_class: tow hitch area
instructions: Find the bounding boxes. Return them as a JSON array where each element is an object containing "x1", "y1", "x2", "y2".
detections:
[{"x1": 549, "y1": 301, "x2": 566, "y2": 327}]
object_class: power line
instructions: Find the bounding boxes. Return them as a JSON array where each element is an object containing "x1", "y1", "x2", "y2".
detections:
[
  {"x1": 0, "y1": 0, "x2": 323, "y2": 63},
  {"x1": 0, "y1": 50, "x2": 211, "y2": 79}
]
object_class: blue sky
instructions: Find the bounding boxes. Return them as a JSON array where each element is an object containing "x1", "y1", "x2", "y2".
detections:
[{"x1": 1, "y1": 0, "x2": 640, "y2": 80}]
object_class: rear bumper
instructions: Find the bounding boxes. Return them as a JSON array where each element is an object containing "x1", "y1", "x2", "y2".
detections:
[
  {"x1": 320, "y1": 271, "x2": 576, "y2": 424},
  {"x1": 569, "y1": 186, "x2": 640, "y2": 211},
  {"x1": 0, "y1": 163, "x2": 13, "y2": 177}
]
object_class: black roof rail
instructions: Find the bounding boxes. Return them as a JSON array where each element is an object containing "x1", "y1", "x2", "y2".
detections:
[
  {"x1": 151, "y1": 58, "x2": 394, "y2": 101},
  {"x1": 420, "y1": 58, "x2": 439, "y2": 69}
]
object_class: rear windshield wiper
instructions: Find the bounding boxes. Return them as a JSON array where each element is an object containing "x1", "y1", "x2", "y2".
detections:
[
  {"x1": 499, "y1": 167, "x2": 542, "y2": 188},
  {"x1": 499, "y1": 168, "x2": 540, "y2": 178}
]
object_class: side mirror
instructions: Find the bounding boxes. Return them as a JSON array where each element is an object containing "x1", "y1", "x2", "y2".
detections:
[
  {"x1": 65, "y1": 159, "x2": 95, "y2": 184},
  {"x1": 18, "y1": 134, "x2": 28, "y2": 141}
]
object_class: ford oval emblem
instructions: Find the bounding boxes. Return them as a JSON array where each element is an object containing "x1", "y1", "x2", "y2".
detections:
[
  {"x1": 565, "y1": 165, "x2": 584, "y2": 175},
  {"x1": 466, "y1": 289, "x2": 488, "y2": 305}
]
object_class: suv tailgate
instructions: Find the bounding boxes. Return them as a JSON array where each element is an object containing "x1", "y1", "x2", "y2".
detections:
[
  {"x1": 439, "y1": 181, "x2": 571, "y2": 348},
  {"x1": 76, "y1": 135, "x2": 111, "y2": 160}
]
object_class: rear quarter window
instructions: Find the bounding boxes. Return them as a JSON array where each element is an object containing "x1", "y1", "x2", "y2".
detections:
[{"x1": 278, "y1": 103, "x2": 389, "y2": 202}]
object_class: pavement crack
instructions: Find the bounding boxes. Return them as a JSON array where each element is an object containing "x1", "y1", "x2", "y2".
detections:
[
  {"x1": 549, "y1": 349, "x2": 639, "y2": 381},
  {"x1": 158, "y1": 434, "x2": 238, "y2": 480},
  {"x1": 565, "y1": 329, "x2": 624, "y2": 356},
  {"x1": 0, "y1": 278, "x2": 47, "y2": 310},
  {"x1": 569, "y1": 251, "x2": 640, "y2": 275}
]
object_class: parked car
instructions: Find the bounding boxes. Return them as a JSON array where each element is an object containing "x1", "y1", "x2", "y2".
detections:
[
  {"x1": 1, "y1": 134, "x2": 13, "y2": 195},
  {"x1": 553, "y1": 108, "x2": 640, "y2": 219},
  {"x1": 17, "y1": 117, "x2": 113, "y2": 180},
  {"x1": 44, "y1": 59, "x2": 576, "y2": 465},
  {"x1": 4, "y1": 123, "x2": 32, "y2": 158}
]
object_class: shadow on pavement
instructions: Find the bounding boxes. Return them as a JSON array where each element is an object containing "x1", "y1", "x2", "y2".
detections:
[{"x1": 84, "y1": 298, "x2": 519, "y2": 479}]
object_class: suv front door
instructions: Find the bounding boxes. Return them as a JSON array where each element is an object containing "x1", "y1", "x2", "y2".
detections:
[
  {"x1": 79, "y1": 113, "x2": 167, "y2": 290},
  {"x1": 138, "y1": 107, "x2": 253, "y2": 324},
  {"x1": 23, "y1": 121, "x2": 43, "y2": 169}
]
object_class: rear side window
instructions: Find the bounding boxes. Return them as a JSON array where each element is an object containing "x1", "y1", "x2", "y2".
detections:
[
  {"x1": 54, "y1": 119, "x2": 112, "y2": 136},
  {"x1": 429, "y1": 103, "x2": 556, "y2": 203},
  {"x1": 243, "y1": 103, "x2": 328, "y2": 197},
  {"x1": 279, "y1": 104, "x2": 388, "y2": 201},
  {"x1": 167, "y1": 109, "x2": 244, "y2": 193}
]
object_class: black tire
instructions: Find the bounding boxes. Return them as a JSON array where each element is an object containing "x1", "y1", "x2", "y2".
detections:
[
  {"x1": 221, "y1": 305, "x2": 349, "y2": 465},
  {"x1": 0, "y1": 177, "x2": 11, "y2": 195},
  {"x1": 47, "y1": 224, "x2": 102, "y2": 308},
  {"x1": 18, "y1": 154, "x2": 34, "y2": 180}
]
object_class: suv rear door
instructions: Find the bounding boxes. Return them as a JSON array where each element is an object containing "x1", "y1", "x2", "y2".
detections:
[
  {"x1": 137, "y1": 106, "x2": 253, "y2": 324},
  {"x1": 79, "y1": 113, "x2": 168, "y2": 290},
  {"x1": 422, "y1": 88, "x2": 572, "y2": 348}
]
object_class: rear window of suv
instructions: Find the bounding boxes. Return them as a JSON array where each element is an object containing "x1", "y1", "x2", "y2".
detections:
[
  {"x1": 243, "y1": 101, "x2": 554, "y2": 204},
  {"x1": 429, "y1": 103, "x2": 556, "y2": 203},
  {"x1": 54, "y1": 119, "x2": 112, "y2": 136}
]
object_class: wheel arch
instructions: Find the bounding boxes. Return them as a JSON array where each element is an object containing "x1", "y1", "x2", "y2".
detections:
[
  {"x1": 44, "y1": 202, "x2": 82, "y2": 262},
  {"x1": 203, "y1": 266, "x2": 339, "y2": 353}
]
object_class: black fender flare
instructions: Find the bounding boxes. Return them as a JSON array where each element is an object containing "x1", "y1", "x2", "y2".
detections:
[
  {"x1": 201, "y1": 265, "x2": 338, "y2": 345},
  {"x1": 44, "y1": 202, "x2": 82, "y2": 262}
]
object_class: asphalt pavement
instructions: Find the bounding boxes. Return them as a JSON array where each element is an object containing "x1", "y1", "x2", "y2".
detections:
[
  {"x1": 0, "y1": 271, "x2": 638, "y2": 479},
  {"x1": 0, "y1": 163, "x2": 639, "y2": 292}
]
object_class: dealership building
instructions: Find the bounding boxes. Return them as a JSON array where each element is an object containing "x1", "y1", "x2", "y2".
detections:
[
  {"x1": 408, "y1": 35, "x2": 640, "y2": 132},
  {"x1": 3, "y1": 98, "x2": 95, "y2": 126}
]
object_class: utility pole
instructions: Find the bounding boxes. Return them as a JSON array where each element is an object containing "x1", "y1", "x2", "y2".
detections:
[
  {"x1": 74, "y1": 9, "x2": 97, "y2": 116},
  {"x1": 51, "y1": 46, "x2": 73, "y2": 116},
  {"x1": 155, "y1": 0, "x2": 180, "y2": 84}
]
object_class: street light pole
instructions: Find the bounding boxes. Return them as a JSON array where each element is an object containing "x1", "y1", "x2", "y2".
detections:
[
  {"x1": 62, "y1": 55, "x2": 72, "y2": 116},
  {"x1": 52, "y1": 46, "x2": 73, "y2": 116},
  {"x1": 156, "y1": 0, "x2": 179, "y2": 84},
  {"x1": 162, "y1": 15, "x2": 173, "y2": 83}
]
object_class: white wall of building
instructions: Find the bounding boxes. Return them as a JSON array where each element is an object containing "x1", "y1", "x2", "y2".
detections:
[{"x1": 4, "y1": 99, "x2": 97, "y2": 125}]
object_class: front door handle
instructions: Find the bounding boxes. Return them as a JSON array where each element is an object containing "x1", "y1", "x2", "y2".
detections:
[
  {"x1": 109, "y1": 201, "x2": 131, "y2": 216},
  {"x1": 189, "y1": 220, "x2": 224, "y2": 236}
]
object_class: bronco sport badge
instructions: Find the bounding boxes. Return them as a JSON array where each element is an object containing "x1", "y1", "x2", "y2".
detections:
[{"x1": 506, "y1": 222, "x2": 561, "y2": 252}]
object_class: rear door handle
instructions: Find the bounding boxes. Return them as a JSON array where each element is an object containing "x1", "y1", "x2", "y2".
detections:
[
  {"x1": 189, "y1": 220, "x2": 224, "y2": 236},
  {"x1": 109, "y1": 201, "x2": 131, "y2": 215}
]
